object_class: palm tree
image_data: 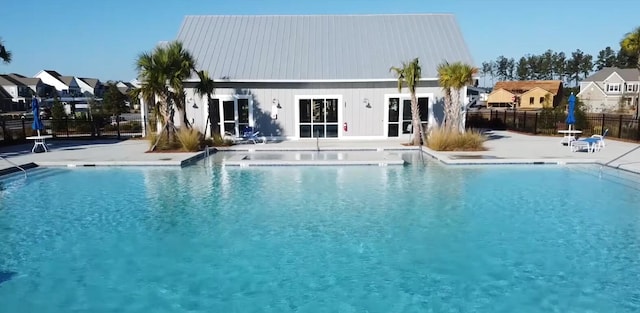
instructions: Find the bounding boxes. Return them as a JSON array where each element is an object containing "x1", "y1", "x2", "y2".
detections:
[
  {"x1": 194, "y1": 70, "x2": 216, "y2": 136},
  {"x1": 437, "y1": 61, "x2": 454, "y2": 130},
  {"x1": 390, "y1": 58, "x2": 422, "y2": 145},
  {"x1": 620, "y1": 26, "x2": 640, "y2": 118},
  {"x1": 135, "y1": 41, "x2": 197, "y2": 149},
  {"x1": 438, "y1": 61, "x2": 478, "y2": 132},
  {"x1": 0, "y1": 37, "x2": 11, "y2": 64}
]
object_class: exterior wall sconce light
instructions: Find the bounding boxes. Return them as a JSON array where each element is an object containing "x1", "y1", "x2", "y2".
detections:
[
  {"x1": 364, "y1": 98, "x2": 371, "y2": 108},
  {"x1": 273, "y1": 98, "x2": 282, "y2": 109},
  {"x1": 188, "y1": 97, "x2": 198, "y2": 109}
]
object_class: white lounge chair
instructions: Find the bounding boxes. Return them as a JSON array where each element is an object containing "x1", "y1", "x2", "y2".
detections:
[{"x1": 571, "y1": 129, "x2": 608, "y2": 153}]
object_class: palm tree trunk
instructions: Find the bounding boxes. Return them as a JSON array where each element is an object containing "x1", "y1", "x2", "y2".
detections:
[
  {"x1": 450, "y1": 87, "x2": 461, "y2": 133},
  {"x1": 442, "y1": 90, "x2": 452, "y2": 130},
  {"x1": 410, "y1": 93, "x2": 421, "y2": 145}
]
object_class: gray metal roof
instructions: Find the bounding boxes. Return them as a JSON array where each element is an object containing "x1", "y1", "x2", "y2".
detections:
[
  {"x1": 584, "y1": 67, "x2": 640, "y2": 82},
  {"x1": 176, "y1": 14, "x2": 474, "y2": 81}
]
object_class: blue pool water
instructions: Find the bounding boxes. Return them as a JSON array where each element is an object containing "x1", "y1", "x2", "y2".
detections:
[{"x1": 1, "y1": 160, "x2": 640, "y2": 312}]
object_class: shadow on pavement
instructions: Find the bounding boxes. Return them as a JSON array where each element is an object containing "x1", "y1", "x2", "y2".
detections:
[{"x1": 0, "y1": 139, "x2": 126, "y2": 157}]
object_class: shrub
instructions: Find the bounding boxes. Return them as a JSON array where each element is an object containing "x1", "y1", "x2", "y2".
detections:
[
  {"x1": 176, "y1": 128, "x2": 203, "y2": 152},
  {"x1": 211, "y1": 132, "x2": 233, "y2": 146},
  {"x1": 147, "y1": 131, "x2": 180, "y2": 151},
  {"x1": 427, "y1": 128, "x2": 486, "y2": 151}
]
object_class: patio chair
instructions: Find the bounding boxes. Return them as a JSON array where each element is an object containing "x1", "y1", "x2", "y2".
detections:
[
  {"x1": 571, "y1": 128, "x2": 608, "y2": 153},
  {"x1": 225, "y1": 126, "x2": 265, "y2": 144}
]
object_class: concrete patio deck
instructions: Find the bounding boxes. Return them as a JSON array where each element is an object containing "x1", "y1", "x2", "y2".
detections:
[{"x1": 1, "y1": 131, "x2": 639, "y2": 175}]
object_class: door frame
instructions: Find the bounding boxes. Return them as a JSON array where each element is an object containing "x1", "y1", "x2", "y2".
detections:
[
  {"x1": 294, "y1": 95, "x2": 343, "y2": 139},
  {"x1": 383, "y1": 93, "x2": 434, "y2": 139},
  {"x1": 213, "y1": 94, "x2": 254, "y2": 136}
]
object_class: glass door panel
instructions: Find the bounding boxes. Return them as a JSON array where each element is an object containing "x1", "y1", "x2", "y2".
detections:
[
  {"x1": 312, "y1": 99, "x2": 324, "y2": 123},
  {"x1": 222, "y1": 100, "x2": 236, "y2": 136},
  {"x1": 387, "y1": 98, "x2": 400, "y2": 137},
  {"x1": 402, "y1": 99, "x2": 412, "y2": 134},
  {"x1": 418, "y1": 97, "x2": 429, "y2": 134},
  {"x1": 238, "y1": 98, "x2": 250, "y2": 133}
]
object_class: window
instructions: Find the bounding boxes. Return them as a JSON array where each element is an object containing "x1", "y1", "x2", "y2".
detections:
[
  {"x1": 626, "y1": 83, "x2": 638, "y2": 92},
  {"x1": 606, "y1": 83, "x2": 621, "y2": 92},
  {"x1": 539, "y1": 97, "x2": 545, "y2": 104},
  {"x1": 529, "y1": 97, "x2": 534, "y2": 105}
]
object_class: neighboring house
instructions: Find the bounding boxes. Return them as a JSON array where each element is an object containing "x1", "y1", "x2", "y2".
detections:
[
  {"x1": 34, "y1": 70, "x2": 82, "y2": 97},
  {"x1": 116, "y1": 81, "x2": 135, "y2": 95},
  {"x1": 0, "y1": 84, "x2": 13, "y2": 112},
  {"x1": 487, "y1": 80, "x2": 563, "y2": 109},
  {"x1": 76, "y1": 77, "x2": 105, "y2": 98},
  {"x1": 577, "y1": 67, "x2": 640, "y2": 114},
  {"x1": 485, "y1": 88, "x2": 515, "y2": 108},
  {"x1": 0, "y1": 74, "x2": 47, "y2": 111},
  {"x1": 145, "y1": 14, "x2": 475, "y2": 140}
]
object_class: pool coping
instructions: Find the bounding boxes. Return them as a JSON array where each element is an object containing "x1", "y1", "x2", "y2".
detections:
[{"x1": 1, "y1": 143, "x2": 638, "y2": 177}]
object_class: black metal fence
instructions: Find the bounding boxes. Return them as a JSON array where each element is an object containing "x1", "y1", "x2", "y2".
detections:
[
  {"x1": 466, "y1": 110, "x2": 640, "y2": 141},
  {"x1": 0, "y1": 115, "x2": 144, "y2": 144}
]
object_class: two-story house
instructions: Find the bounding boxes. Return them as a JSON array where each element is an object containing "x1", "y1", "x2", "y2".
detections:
[
  {"x1": 76, "y1": 77, "x2": 105, "y2": 98},
  {"x1": 34, "y1": 70, "x2": 82, "y2": 97},
  {"x1": 0, "y1": 74, "x2": 49, "y2": 111},
  {"x1": 577, "y1": 67, "x2": 640, "y2": 114}
]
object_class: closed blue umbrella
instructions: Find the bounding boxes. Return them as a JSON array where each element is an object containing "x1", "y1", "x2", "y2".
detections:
[
  {"x1": 31, "y1": 97, "x2": 44, "y2": 136},
  {"x1": 566, "y1": 93, "x2": 576, "y2": 130}
]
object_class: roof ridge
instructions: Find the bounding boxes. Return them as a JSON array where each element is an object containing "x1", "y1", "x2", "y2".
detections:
[{"x1": 184, "y1": 13, "x2": 455, "y2": 18}]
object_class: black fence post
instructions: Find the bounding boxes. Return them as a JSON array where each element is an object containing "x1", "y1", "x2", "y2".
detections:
[
  {"x1": 600, "y1": 114, "x2": 605, "y2": 136},
  {"x1": 116, "y1": 118, "x2": 121, "y2": 140},
  {"x1": 523, "y1": 111, "x2": 527, "y2": 131},
  {"x1": 21, "y1": 118, "x2": 26, "y2": 139},
  {"x1": 65, "y1": 118, "x2": 70, "y2": 137},
  {"x1": 534, "y1": 112, "x2": 538, "y2": 134},
  {"x1": 1, "y1": 119, "x2": 6, "y2": 141},
  {"x1": 618, "y1": 115, "x2": 623, "y2": 140}
]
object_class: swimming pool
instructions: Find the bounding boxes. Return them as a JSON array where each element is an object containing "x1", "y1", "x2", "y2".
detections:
[{"x1": 1, "y1": 159, "x2": 639, "y2": 312}]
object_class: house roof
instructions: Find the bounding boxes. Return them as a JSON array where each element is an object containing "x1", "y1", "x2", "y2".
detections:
[
  {"x1": 521, "y1": 86, "x2": 552, "y2": 95},
  {"x1": 7, "y1": 74, "x2": 39, "y2": 86},
  {"x1": 176, "y1": 14, "x2": 474, "y2": 81},
  {"x1": 39, "y1": 70, "x2": 73, "y2": 86},
  {"x1": 58, "y1": 76, "x2": 75, "y2": 86},
  {"x1": 493, "y1": 80, "x2": 563, "y2": 95},
  {"x1": 0, "y1": 85, "x2": 11, "y2": 98},
  {"x1": 583, "y1": 67, "x2": 640, "y2": 82},
  {"x1": 0, "y1": 75, "x2": 19, "y2": 86},
  {"x1": 78, "y1": 77, "x2": 100, "y2": 88},
  {"x1": 488, "y1": 88, "x2": 515, "y2": 96}
]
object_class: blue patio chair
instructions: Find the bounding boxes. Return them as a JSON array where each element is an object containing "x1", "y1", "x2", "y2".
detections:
[{"x1": 241, "y1": 126, "x2": 266, "y2": 144}]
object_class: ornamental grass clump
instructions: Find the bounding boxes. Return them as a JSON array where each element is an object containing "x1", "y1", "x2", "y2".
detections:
[
  {"x1": 426, "y1": 128, "x2": 486, "y2": 151},
  {"x1": 147, "y1": 131, "x2": 180, "y2": 151},
  {"x1": 176, "y1": 128, "x2": 203, "y2": 152}
]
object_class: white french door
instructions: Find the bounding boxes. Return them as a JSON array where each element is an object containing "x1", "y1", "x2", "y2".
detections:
[
  {"x1": 212, "y1": 95, "x2": 253, "y2": 136},
  {"x1": 384, "y1": 94, "x2": 432, "y2": 139}
]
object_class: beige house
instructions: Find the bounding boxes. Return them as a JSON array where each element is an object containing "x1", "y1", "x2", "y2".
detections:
[
  {"x1": 520, "y1": 87, "x2": 554, "y2": 109},
  {"x1": 487, "y1": 80, "x2": 563, "y2": 109},
  {"x1": 486, "y1": 88, "x2": 516, "y2": 107},
  {"x1": 578, "y1": 67, "x2": 639, "y2": 114}
]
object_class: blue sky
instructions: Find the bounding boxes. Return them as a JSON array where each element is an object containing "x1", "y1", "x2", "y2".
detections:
[{"x1": 1, "y1": 0, "x2": 638, "y2": 81}]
